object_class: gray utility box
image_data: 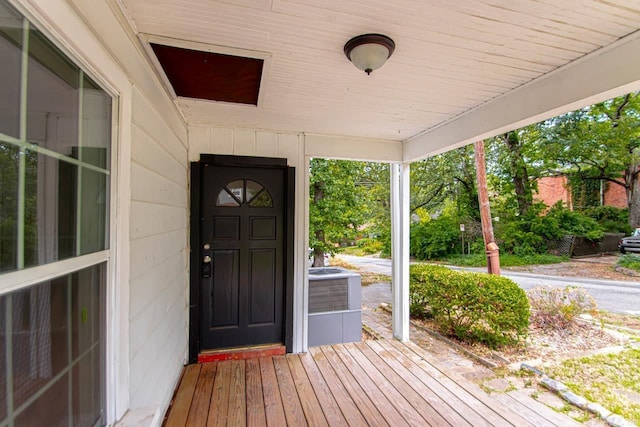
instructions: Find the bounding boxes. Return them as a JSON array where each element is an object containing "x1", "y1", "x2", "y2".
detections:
[{"x1": 308, "y1": 267, "x2": 362, "y2": 347}]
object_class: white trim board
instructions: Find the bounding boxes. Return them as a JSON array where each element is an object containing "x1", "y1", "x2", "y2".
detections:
[{"x1": 403, "y1": 31, "x2": 640, "y2": 162}]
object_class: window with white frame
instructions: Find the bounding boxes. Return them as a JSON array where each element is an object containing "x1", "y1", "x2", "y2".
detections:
[{"x1": 0, "y1": 1, "x2": 111, "y2": 425}]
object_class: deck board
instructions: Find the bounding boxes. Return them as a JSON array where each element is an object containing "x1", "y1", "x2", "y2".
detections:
[
  {"x1": 324, "y1": 345, "x2": 405, "y2": 426},
  {"x1": 313, "y1": 346, "x2": 389, "y2": 426},
  {"x1": 306, "y1": 346, "x2": 368, "y2": 427},
  {"x1": 286, "y1": 354, "x2": 328, "y2": 426},
  {"x1": 272, "y1": 356, "x2": 308, "y2": 426},
  {"x1": 505, "y1": 390, "x2": 582, "y2": 427},
  {"x1": 164, "y1": 340, "x2": 582, "y2": 427},
  {"x1": 165, "y1": 364, "x2": 201, "y2": 427},
  {"x1": 207, "y1": 361, "x2": 232, "y2": 426},
  {"x1": 340, "y1": 343, "x2": 430, "y2": 426},
  {"x1": 258, "y1": 357, "x2": 287, "y2": 427},
  {"x1": 297, "y1": 353, "x2": 349, "y2": 426},
  {"x1": 186, "y1": 363, "x2": 216, "y2": 426},
  {"x1": 227, "y1": 361, "x2": 247, "y2": 426},
  {"x1": 398, "y1": 340, "x2": 542, "y2": 427},
  {"x1": 244, "y1": 358, "x2": 266, "y2": 427},
  {"x1": 356, "y1": 343, "x2": 462, "y2": 426}
]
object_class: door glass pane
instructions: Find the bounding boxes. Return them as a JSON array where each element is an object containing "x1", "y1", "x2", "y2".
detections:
[
  {"x1": 249, "y1": 190, "x2": 273, "y2": 207},
  {"x1": 227, "y1": 180, "x2": 244, "y2": 203},
  {"x1": 27, "y1": 29, "x2": 80, "y2": 156},
  {"x1": 216, "y1": 189, "x2": 240, "y2": 207},
  {"x1": 245, "y1": 180, "x2": 263, "y2": 202},
  {"x1": 0, "y1": 142, "x2": 18, "y2": 272},
  {"x1": 0, "y1": 2, "x2": 22, "y2": 138},
  {"x1": 80, "y1": 76, "x2": 111, "y2": 169}
]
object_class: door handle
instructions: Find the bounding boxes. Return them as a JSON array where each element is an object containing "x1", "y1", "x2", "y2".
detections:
[{"x1": 202, "y1": 255, "x2": 212, "y2": 278}]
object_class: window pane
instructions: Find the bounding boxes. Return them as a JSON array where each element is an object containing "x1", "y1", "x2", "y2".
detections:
[
  {"x1": 0, "y1": 142, "x2": 19, "y2": 272},
  {"x1": 27, "y1": 29, "x2": 80, "y2": 156},
  {"x1": 0, "y1": 2, "x2": 22, "y2": 138},
  {"x1": 24, "y1": 153, "x2": 78, "y2": 268},
  {"x1": 249, "y1": 190, "x2": 273, "y2": 208},
  {"x1": 80, "y1": 76, "x2": 111, "y2": 169},
  {"x1": 12, "y1": 277, "x2": 69, "y2": 408},
  {"x1": 79, "y1": 167, "x2": 109, "y2": 255},
  {"x1": 0, "y1": 263, "x2": 105, "y2": 426},
  {"x1": 245, "y1": 180, "x2": 263, "y2": 202},
  {"x1": 0, "y1": 299, "x2": 6, "y2": 424},
  {"x1": 216, "y1": 189, "x2": 240, "y2": 207},
  {"x1": 227, "y1": 180, "x2": 244, "y2": 203},
  {"x1": 23, "y1": 148, "x2": 38, "y2": 268}
]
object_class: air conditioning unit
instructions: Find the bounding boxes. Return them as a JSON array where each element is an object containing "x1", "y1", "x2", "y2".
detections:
[{"x1": 308, "y1": 267, "x2": 361, "y2": 347}]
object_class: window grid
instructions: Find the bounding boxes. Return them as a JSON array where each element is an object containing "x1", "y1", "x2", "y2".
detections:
[{"x1": 0, "y1": 16, "x2": 110, "y2": 275}]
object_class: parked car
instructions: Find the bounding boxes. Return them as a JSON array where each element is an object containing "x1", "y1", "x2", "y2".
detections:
[{"x1": 619, "y1": 228, "x2": 640, "y2": 254}]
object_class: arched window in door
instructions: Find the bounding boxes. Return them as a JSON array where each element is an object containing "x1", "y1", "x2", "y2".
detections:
[{"x1": 216, "y1": 179, "x2": 273, "y2": 207}]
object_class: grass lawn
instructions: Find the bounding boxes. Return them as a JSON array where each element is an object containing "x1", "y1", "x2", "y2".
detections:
[
  {"x1": 544, "y1": 348, "x2": 640, "y2": 424},
  {"x1": 618, "y1": 254, "x2": 640, "y2": 272},
  {"x1": 441, "y1": 253, "x2": 568, "y2": 267}
]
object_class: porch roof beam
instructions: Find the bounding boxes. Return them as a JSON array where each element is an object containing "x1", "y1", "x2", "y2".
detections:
[{"x1": 403, "y1": 32, "x2": 640, "y2": 162}]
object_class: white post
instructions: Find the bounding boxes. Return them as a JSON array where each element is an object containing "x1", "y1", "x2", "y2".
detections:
[{"x1": 390, "y1": 163, "x2": 410, "y2": 341}]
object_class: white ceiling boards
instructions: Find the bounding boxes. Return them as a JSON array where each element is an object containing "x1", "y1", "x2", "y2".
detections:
[{"x1": 121, "y1": 0, "x2": 640, "y2": 158}]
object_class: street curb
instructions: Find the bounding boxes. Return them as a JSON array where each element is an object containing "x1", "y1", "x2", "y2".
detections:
[
  {"x1": 378, "y1": 303, "x2": 499, "y2": 369},
  {"x1": 521, "y1": 363, "x2": 636, "y2": 427}
]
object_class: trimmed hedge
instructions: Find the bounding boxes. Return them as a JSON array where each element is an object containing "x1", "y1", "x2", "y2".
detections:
[{"x1": 409, "y1": 264, "x2": 530, "y2": 347}]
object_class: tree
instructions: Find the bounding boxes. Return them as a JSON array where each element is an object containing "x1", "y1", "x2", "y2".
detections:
[
  {"x1": 309, "y1": 159, "x2": 368, "y2": 266},
  {"x1": 540, "y1": 92, "x2": 640, "y2": 227},
  {"x1": 411, "y1": 145, "x2": 480, "y2": 219}
]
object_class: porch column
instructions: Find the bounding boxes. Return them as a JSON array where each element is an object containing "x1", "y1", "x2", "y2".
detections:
[{"x1": 390, "y1": 162, "x2": 410, "y2": 341}]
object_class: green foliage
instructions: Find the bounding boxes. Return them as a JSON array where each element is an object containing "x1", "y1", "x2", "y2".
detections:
[
  {"x1": 355, "y1": 238, "x2": 383, "y2": 254},
  {"x1": 582, "y1": 206, "x2": 631, "y2": 233},
  {"x1": 528, "y1": 286, "x2": 597, "y2": 329},
  {"x1": 409, "y1": 264, "x2": 530, "y2": 347},
  {"x1": 309, "y1": 159, "x2": 370, "y2": 262},
  {"x1": 410, "y1": 214, "x2": 461, "y2": 260},
  {"x1": 495, "y1": 203, "x2": 605, "y2": 255},
  {"x1": 442, "y1": 254, "x2": 567, "y2": 267},
  {"x1": 618, "y1": 254, "x2": 640, "y2": 272}
]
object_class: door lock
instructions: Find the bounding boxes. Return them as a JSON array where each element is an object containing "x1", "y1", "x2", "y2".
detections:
[{"x1": 202, "y1": 255, "x2": 212, "y2": 278}]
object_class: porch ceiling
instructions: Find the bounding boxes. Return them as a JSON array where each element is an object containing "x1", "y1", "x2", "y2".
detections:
[{"x1": 118, "y1": 0, "x2": 640, "y2": 156}]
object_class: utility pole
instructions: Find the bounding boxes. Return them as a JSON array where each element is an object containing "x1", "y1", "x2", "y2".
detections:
[{"x1": 474, "y1": 140, "x2": 500, "y2": 275}]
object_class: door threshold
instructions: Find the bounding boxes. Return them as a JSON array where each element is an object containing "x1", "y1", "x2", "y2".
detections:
[{"x1": 198, "y1": 343, "x2": 286, "y2": 363}]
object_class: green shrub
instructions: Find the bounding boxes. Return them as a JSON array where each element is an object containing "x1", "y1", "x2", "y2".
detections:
[
  {"x1": 618, "y1": 254, "x2": 640, "y2": 272},
  {"x1": 409, "y1": 264, "x2": 530, "y2": 347},
  {"x1": 528, "y1": 286, "x2": 597, "y2": 329},
  {"x1": 355, "y1": 238, "x2": 384, "y2": 254},
  {"x1": 410, "y1": 215, "x2": 461, "y2": 260},
  {"x1": 582, "y1": 206, "x2": 630, "y2": 234}
]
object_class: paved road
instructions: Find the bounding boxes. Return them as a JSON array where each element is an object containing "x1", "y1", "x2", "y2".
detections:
[{"x1": 337, "y1": 254, "x2": 640, "y2": 315}]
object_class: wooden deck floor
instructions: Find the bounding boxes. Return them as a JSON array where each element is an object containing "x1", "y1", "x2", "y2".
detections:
[{"x1": 163, "y1": 339, "x2": 580, "y2": 426}]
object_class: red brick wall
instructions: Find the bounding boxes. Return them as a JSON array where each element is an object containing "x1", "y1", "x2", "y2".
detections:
[
  {"x1": 603, "y1": 180, "x2": 627, "y2": 208},
  {"x1": 534, "y1": 176, "x2": 572, "y2": 209}
]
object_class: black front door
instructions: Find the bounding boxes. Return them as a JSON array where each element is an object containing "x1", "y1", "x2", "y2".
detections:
[{"x1": 199, "y1": 163, "x2": 286, "y2": 349}]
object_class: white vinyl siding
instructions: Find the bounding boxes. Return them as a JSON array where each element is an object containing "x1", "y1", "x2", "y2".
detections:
[{"x1": 128, "y1": 87, "x2": 188, "y2": 409}]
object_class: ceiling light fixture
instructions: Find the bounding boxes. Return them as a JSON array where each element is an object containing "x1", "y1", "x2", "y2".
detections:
[{"x1": 344, "y1": 33, "x2": 395, "y2": 75}]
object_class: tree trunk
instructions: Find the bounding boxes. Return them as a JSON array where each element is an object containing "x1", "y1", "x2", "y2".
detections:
[
  {"x1": 504, "y1": 132, "x2": 532, "y2": 216},
  {"x1": 626, "y1": 163, "x2": 640, "y2": 228},
  {"x1": 312, "y1": 182, "x2": 327, "y2": 267}
]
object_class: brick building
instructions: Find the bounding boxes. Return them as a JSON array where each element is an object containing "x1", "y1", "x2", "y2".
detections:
[{"x1": 535, "y1": 176, "x2": 628, "y2": 209}]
